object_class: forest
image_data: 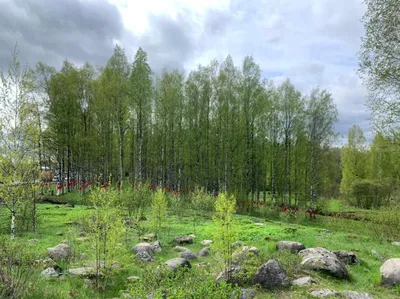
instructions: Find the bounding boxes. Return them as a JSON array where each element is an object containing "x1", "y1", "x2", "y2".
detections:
[{"x1": 0, "y1": 0, "x2": 399, "y2": 298}]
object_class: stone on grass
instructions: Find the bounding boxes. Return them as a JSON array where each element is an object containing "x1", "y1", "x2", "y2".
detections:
[
  {"x1": 77, "y1": 237, "x2": 90, "y2": 242},
  {"x1": 298, "y1": 247, "x2": 349, "y2": 279},
  {"x1": 151, "y1": 240, "x2": 162, "y2": 253},
  {"x1": 68, "y1": 267, "x2": 97, "y2": 278},
  {"x1": 343, "y1": 291, "x2": 374, "y2": 299},
  {"x1": 380, "y1": 258, "x2": 400, "y2": 286},
  {"x1": 142, "y1": 233, "x2": 156, "y2": 242},
  {"x1": 232, "y1": 241, "x2": 245, "y2": 249},
  {"x1": 132, "y1": 243, "x2": 154, "y2": 255},
  {"x1": 201, "y1": 240, "x2": 213, "y2": 246},
  {"x1": 276, "y1": 241, "x2": 306, "y2": 253},
  {"x1": 84, "y1": 279, "x2": 93, "y2": 286},
  {"x1": 254, "y1": 222, "x2": 265, "y2": 226},
  {"x1": 165, "y1": 258, "x2": 191, "y2": 273},
  {"x1": 310, "y1": 289, "x2": 341, "y2": 298},
  {"x1": 173, "y1": 236, "x2": 193, "y2": 244},
  {"x1": 216, "y1": 265, "x2": 247, "y2": 285},
  {"x1": 28, "y1": 239, "x2": 39, "y2": 243},
  {"x1": 332, "y1": 250, "x2": 360, "y2": 265},
  {"x1": 55, "y1": 232, "x2": 63, "y2": 236},
  {"x1": 127, "y1": 276, "x2": 140, "y2": 282},
  {"x1": 244, "y1": 246, "x2": 259, "y2": 255},
  {"x1": 232, "y1": 250, "x2": 257, "y2": 266},
  {"x1": 197, "y1": 247, "x2": 210, "y2": 257},
  {"x1": 239, "y1": 288, "x2": 257, "y2": 299},
  {"x1": 180, "y1": 250, "x2": 197, "y2": 260},
  {"x1": 174, "y1": 246, "x2": 189, "y2": 252},
  {"x1": 392, "y1": 242, "x2": 400, "y2": 247},
  {"x1": 136, "y1": 251, "x2": 155, "y2": 262},
  {"x1": 41, "y1": 267, "x2": 59, "y2": 278},
  {"x1": 47, "y1": 243, "x2": 72, "y2": 260},
  {"x1": 292, "y1": 276, "x2": 315, "y2": 286},
  {"x1": 253, "y1": 259, "x2": 289, "y2": 289}
]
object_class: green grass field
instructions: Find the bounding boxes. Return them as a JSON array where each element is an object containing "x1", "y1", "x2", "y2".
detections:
[{"x1": 1, "y1": 194, "x2": 400, "y2": 298}]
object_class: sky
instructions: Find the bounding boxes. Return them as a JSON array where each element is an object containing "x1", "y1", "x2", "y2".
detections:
[{"x1": 0, "y1": 0, "x2": 370, "y2": 143}]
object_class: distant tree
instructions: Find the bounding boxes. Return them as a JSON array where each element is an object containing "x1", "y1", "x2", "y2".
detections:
[
  {"x1": 341, "y1": 125, "x2": 368, "y2": 197},
  {"x1": 305, "y1": 89, "x2": 338, "y2": 207}
]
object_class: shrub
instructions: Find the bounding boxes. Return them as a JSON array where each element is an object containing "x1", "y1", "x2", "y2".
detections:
[
  {"x1": 348, "y1": 179, "x2": 392, "y2": 209},
  {"x1": 212, "y1": 193, "x2": 237, "y2": 276},
  {"x1": 151, "y1": 189, "x2": 168, "y2": 233},
  {"x1": 125, "y1": 263, "x2": 240, "y2": 299}
]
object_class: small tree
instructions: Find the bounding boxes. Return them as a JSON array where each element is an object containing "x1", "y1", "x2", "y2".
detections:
[
  {"x1": 212, "y1": 193, "x2": 237, "y2": 277},
  {"x1": 87, "y1": 188, "x2": 124, "y2": 290},
  {"x1": 151, "y1": 188, "x2": 168, "y2": 235},
  {"x1": 0, "y1": 46, "x2": 39, "y2": 239}
]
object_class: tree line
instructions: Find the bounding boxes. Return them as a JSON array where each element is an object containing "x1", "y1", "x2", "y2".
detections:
[{"x1": 27, "y1": 45, "x2": 341, "y2": 207}]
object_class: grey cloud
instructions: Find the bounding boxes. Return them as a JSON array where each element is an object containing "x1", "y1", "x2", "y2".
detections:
[
  {"x1": 0, "y1": 0, "x2": 128, "y2": 70},
  {"x1": 135, "y1": 11, "x2": 198, "y2": 74}
]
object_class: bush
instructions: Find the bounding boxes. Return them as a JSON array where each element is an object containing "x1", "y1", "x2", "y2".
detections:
[
  {"x1": 0, "y1": 238, "x2": 35, "y2": 298},
  {"x1": 125, "y1": 263, "x2": 240, "y2": 299},
  {"x1": 348, "y1": 179, "x2": 392, "y2": 209}
]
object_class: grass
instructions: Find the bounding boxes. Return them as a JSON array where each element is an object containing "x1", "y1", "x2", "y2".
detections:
[{"x1": 1, "y1": 193, "x2": 400, "y2": 298}]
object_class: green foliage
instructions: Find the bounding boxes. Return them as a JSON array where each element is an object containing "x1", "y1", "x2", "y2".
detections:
[
  {"x1": 151, "y1": 189, "x2": 168, "y2": 232},
  {"x1": 349, "y1": 179, "x2": 391, "y2": 209},
  {"x1": 212, "y1": 193, "x2": 237, "y2": 271},
  {"x1": 358, "y1": 0, "x2": 400, "y2": 136},
  {"x1": 125, "y1": 264, "x2": 240, "y2": 299},
  {"x1": 0, "y1": 237, "x2": 35, "y2": 299},
  {"x1": 87, "y1": 188, "x2": 124, "y2": 288}
]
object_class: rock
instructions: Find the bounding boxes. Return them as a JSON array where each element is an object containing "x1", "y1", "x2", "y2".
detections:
[
  {"x1": 197, "y1": 247, "x2": 210, "y2": 257},
  {"x1": 232, "y1": 241, "x2": 245, "y2": 249},
  {"x1": 292, "y1": 276, "x2": 315, "y2": 286},
  {"x1": 28, "y1": 239, "x2": 39, "y2": 243},
  {"x1": 180, "y1": 250, "x2": 197, "y2": 260},
  {"x1": 310, "y1": 289, "x2": 341, "y2": 298},
  {"x1": 201, "y1": 240, "x2": 213, "y2": 246},
  {"x1": 165, "y1": 258, "x2": 191, "y2": 273},
  {"x1": 189, "y1": 234, "x2": 196, "y2": 238},
  {"x1": 380, "y1": 258, "x2": 400, "y2": 286},
  {"x1": 132, "y1": 243, "x2": 154, "y2": 255},
  {"x1": 216, "y1": 265, "x2": 247, "y2": 285},
  {"x1": 174, "y1": 236, "x2": 193, "y2": 244},
  {"x1": 232, "y1": 250, "x2": 257, "y2": 265},
  {"x1": 243, "y1": 246, "x2": 259, "y2": 255},
  {"x1": 43, "y1": 258, "x2": 58, "y2": 269},
  {"x1": 174, "y1": 246, "x2": 189, "y2": 252},
  {"x1": 276, "y1": 241, "x2": 306, "y2": 253},
  {"x1": 127, "y1": 276, "x2": 140, "y2": 282},
  {"x1": 332, "y1": 251, "x2": 360, "y2": 265},
  {"x1": 254, "y1": 222, "x2": 265, "y2": 226},
  {"x1": 47, "y1": 243, "x2": 72, "y2": 260},
  {"x1": 55, "y1": 232, "x2": 63, "y2": 236},
  {"x1": 41, "y1": 267, "x2": 59, "y2": 278},
  {"x1": 298, "y1": 248, "x2": 349, "y2": 279},
  {"x1": 136, "y1": 251, "x2": 155, "y2": 262},
  {"x1": 392, "y1": 242, "x2": 400, "y2": 246},
  {"x1": 142, "y1": 233, "x2": 156, "y2": 242},
  {"x1": 239, "y1": 288, "x2": 257, "y2": 299},
  {"x1": 65, "y1": 203, "x2": 74, "y2": 208},
  {"x1": 343, "y1": 291, "x2": 374, "y2": 299},
  {"x1": 253, "y1": 259, "x2": 289, "y2": 289},
  {"x1": 371, "y1": 250, "x2": 384, "y2": 260},
  {"x1": 151, "y1": 240, "x2": 162, "y2": 253},
  {"x1": 68, "y1": 267, "x2": 97, "y2": 278},
  {"x1": 77, "y1": 237, "x2": 90, "y2": 242}
]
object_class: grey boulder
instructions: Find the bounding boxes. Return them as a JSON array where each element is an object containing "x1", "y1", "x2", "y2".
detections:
[
  {"x1": 298, "y1": 248, "x2": 349, "y2": 279},
  {"x1": 253, "y1": 259, "x2": 289, "y2": 289}
]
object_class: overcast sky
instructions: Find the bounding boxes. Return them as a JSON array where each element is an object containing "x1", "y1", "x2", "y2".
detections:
[{"x1": 0, "y1": 0, "x2": 369, "y2": 143}]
